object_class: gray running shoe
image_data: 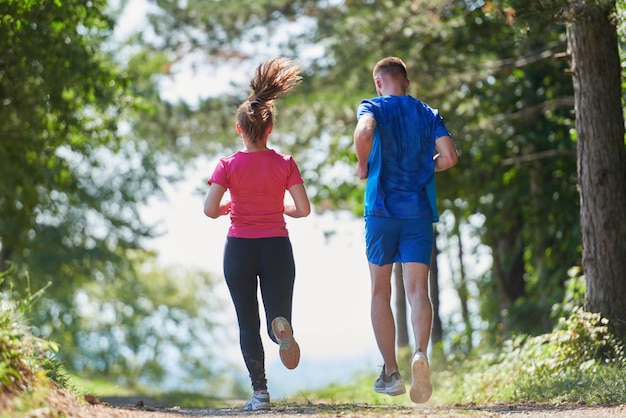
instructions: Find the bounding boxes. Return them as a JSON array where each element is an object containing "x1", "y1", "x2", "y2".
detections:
[
  {"x1": 244, "y1": 391, "x2": 270, "y2": 411},
  {"x1": 410, "y1": 350, "x2": 432, "y2": 403},
  {"x1": 374, "y1": 367, "x2": 406, "y2": 396},
  {"x1": 271, "y1": 316, "x2": 300, "y2": 369}
]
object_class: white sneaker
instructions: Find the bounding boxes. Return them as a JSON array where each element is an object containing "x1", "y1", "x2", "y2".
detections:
[
  {"x1": 244, "y1": 391, "x2": 270, "y2": 411},
  {"x1": 410, "y1": 350, "x2": 432, "y2": 403}
]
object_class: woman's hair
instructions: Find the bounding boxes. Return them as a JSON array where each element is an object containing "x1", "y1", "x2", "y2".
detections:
[{"x1": 236, "y1": 57, "x2": 302, "y2": 143}]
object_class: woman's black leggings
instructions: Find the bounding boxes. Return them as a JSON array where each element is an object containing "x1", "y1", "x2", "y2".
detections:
[{"x1": 223, "y1": 236, "x2": 296, "y2": 392}]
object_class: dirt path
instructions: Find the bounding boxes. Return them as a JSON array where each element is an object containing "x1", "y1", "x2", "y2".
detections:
[
  {"x1": 26, "y1": 390, "x2": 626, "y2": 418},
  {"x1": 94, "y1": 396, "x2": 626, "y2": 418}
]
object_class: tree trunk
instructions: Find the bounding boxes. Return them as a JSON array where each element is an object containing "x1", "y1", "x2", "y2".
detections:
[
  {"x1": 488, "y1": 215, "x2": 525, "y2": 337},
  {"x1": 455, "y1": 225, "x2": 472, "y2": 350},
  {"x1": 567, "y1": 1, "x2": 626, "y2": 337}
]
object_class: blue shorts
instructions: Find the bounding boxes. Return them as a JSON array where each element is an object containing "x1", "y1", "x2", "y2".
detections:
[{"x1": 365, "y1": 216, "x2": 434, "y2": 266}]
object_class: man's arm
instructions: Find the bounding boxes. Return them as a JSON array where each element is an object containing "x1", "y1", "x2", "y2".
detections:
[
  {"x1": 434, "y1": 135, "x2": 458, "y2": 172},
  {"x1": 353, "y1": 115, "x2": 376, "y2": 179}
]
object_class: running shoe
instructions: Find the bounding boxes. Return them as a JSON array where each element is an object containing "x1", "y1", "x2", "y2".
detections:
[
  {"x1": 271, "y1": 316, "x2": 300, "y2": 369},
  {"x1": 409, "y1": 350, "x2": 432, "y2": 403},
  {"x1": 374, "y1": 366, "x2": 406, "y2": 396},
  {"x1": 243, "y1": 391, "x2": 270, "y2": 411}
]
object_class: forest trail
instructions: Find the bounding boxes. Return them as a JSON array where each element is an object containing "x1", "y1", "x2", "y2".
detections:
[{"x1": 85, "y1": 395, "x2": 626, "y2": 417}]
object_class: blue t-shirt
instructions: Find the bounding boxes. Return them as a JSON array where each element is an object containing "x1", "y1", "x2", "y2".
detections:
[{"x1": 356, "y1": 95, "x2": 450, "y2": 221}]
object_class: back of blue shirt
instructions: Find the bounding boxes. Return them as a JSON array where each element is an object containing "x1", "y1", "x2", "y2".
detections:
[{"x1": 357, "y1": 95, "x2": 450, "y2": 220}]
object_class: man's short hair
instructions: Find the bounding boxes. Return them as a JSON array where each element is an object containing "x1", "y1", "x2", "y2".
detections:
[{"x1": 373, "y1": 57, "x2": 408, "y2": 79}]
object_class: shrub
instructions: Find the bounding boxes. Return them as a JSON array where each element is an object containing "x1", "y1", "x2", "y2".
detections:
[
  {"x1": 434, "y1": 307, "x2": 626, "y2": 405},
  {"x1": 0, "y1": 283, "x2": 60, "y2": 396}
]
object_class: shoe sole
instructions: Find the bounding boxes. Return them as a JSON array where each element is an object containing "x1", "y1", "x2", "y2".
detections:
[
  {"x1": 374, "y1": 385, "x2": 406, "y2": 396},
  {"x1": 410, "y1": 354, "x2": 432, "y2": 403},
  {"x1": 271, "y1": 317, "x2": 300, "y2": 369}
]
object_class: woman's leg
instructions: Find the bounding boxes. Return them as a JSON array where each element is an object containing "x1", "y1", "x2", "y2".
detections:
[
  {"x1": 258, "y1": 237, "x2": 296, "y2": 342},
  {"x1": 224, "y1": 237, "x2": 267, "y2": 391}
]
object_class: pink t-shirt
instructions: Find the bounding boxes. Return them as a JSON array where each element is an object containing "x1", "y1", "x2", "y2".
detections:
[{"x1": 209, "y1": 149, "x2": 304, "y2": 238}]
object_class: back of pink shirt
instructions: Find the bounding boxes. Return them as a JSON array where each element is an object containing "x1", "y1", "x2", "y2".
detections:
[{"x1": 209, "y1": 150, "x2": 304, "y2": 238}]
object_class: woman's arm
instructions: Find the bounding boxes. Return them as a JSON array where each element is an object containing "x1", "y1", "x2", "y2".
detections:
[
  {"x1": 203, "y1": 183, "x2": 230, "y2": 218},
  {"x1": 284, "y1": 183, "x2": 311, "y2": 218}
]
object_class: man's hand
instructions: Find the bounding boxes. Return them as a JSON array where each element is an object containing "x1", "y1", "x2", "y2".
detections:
[{"x1": 356, "y1": 163, "x2": 369, "y2": 179}]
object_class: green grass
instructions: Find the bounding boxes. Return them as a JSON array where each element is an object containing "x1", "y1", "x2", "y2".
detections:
[
  {"x1": 65, "y1": 373, "x2": 139, "y2": 398},
  {"x1": 66, "y1": 373, "x2": 229, "y2": 408},
  {"x1": 291, "y1": 372, "x2": 413, "y2": 406}
]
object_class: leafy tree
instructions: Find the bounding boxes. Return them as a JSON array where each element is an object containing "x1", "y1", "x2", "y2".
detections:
[
  {"x1": 505, "y1": 0, "x2": 626, "y2": 337},
  {"x1": 0, "y1": 0, "x2": 158, "y2": 288},
  {"x1": 447, "y1": 4, "x2": 579, "y2": 340},
  {"x1": 1, "y1": 0, "x2": 128, "y2": 271},
  {"x1": 0, "y1": 0, "x2": 232, "y2": 389}
]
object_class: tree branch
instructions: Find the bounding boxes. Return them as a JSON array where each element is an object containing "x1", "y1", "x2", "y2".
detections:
[
  {"x1": 486, "y1": 40, "x2": 567, "y2": 70},
  {"x1": 501, "y1": 148, "x2": 575, "y2": 165}
]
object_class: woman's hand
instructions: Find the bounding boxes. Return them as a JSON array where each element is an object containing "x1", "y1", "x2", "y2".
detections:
[{"x1": 219, "y1": 201, "x2": 232, "y2": 216}]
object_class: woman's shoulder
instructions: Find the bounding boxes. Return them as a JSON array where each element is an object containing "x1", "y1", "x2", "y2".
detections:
[
  {"x1": 268, "y1": 149, "x2": 294, "y2": 161},
  {"x1": 220, "y1": 150, "x2": 243, "y2": 162}
]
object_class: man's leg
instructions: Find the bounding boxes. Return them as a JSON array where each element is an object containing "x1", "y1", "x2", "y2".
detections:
[
  {"x1": 403, "y1": 261, "x2": 433, "y2": 403},
  {"x1": 402, "y1": 262, "x2": 432, "y2": 353},
  {"x1": 369, "y1": 262, "x2": 399, "y2": 374}
]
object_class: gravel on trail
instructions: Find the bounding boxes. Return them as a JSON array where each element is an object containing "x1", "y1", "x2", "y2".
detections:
[
  {"x1": 94, "y1": 395, "x2": 626, "y2": 418},
  {"x1": 6, "y1": 389, "x2": 626, "y2": 417}
]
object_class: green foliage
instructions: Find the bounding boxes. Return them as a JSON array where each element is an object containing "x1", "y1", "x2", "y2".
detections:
[
  {"x1": 550, "y1": 269, "x2": 586, "y2": 319},
  {"x1": 0, "y1": 0, "x2": 163, "y2": 300},
  {"x1": 449, "y1": 5, "x2": 579, "y2": 339},
  {"x1": 434, "y1": 308, "x2": 626, "y2": 405},
  {"x1": 294, "y1": 372, "x2": 412, "y2": 407},
  {"x1": 0, "y1": 0, "x2": 199, "y2": 390},
  {"x1": 0, "y1": 0, "x2": 127, "y2": 252},
  {"x1": 119, "y1": 43, "x2": 240, "y2": 162},
  {"x1": 35, "y1": 257, "x2": 239, "y2": 395},
  {"x1": 147, "y1": 390, "x2": 229, "y2": 408},
  {"x1": 70, "y1": 372, "x2": 232, "y2": 408},
  {"x1": 505, "y1": 0, "x2": 619, "y2": 34},
  {"x1": 0, "y1": 283, "x2": 64, "y2": 395}
]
